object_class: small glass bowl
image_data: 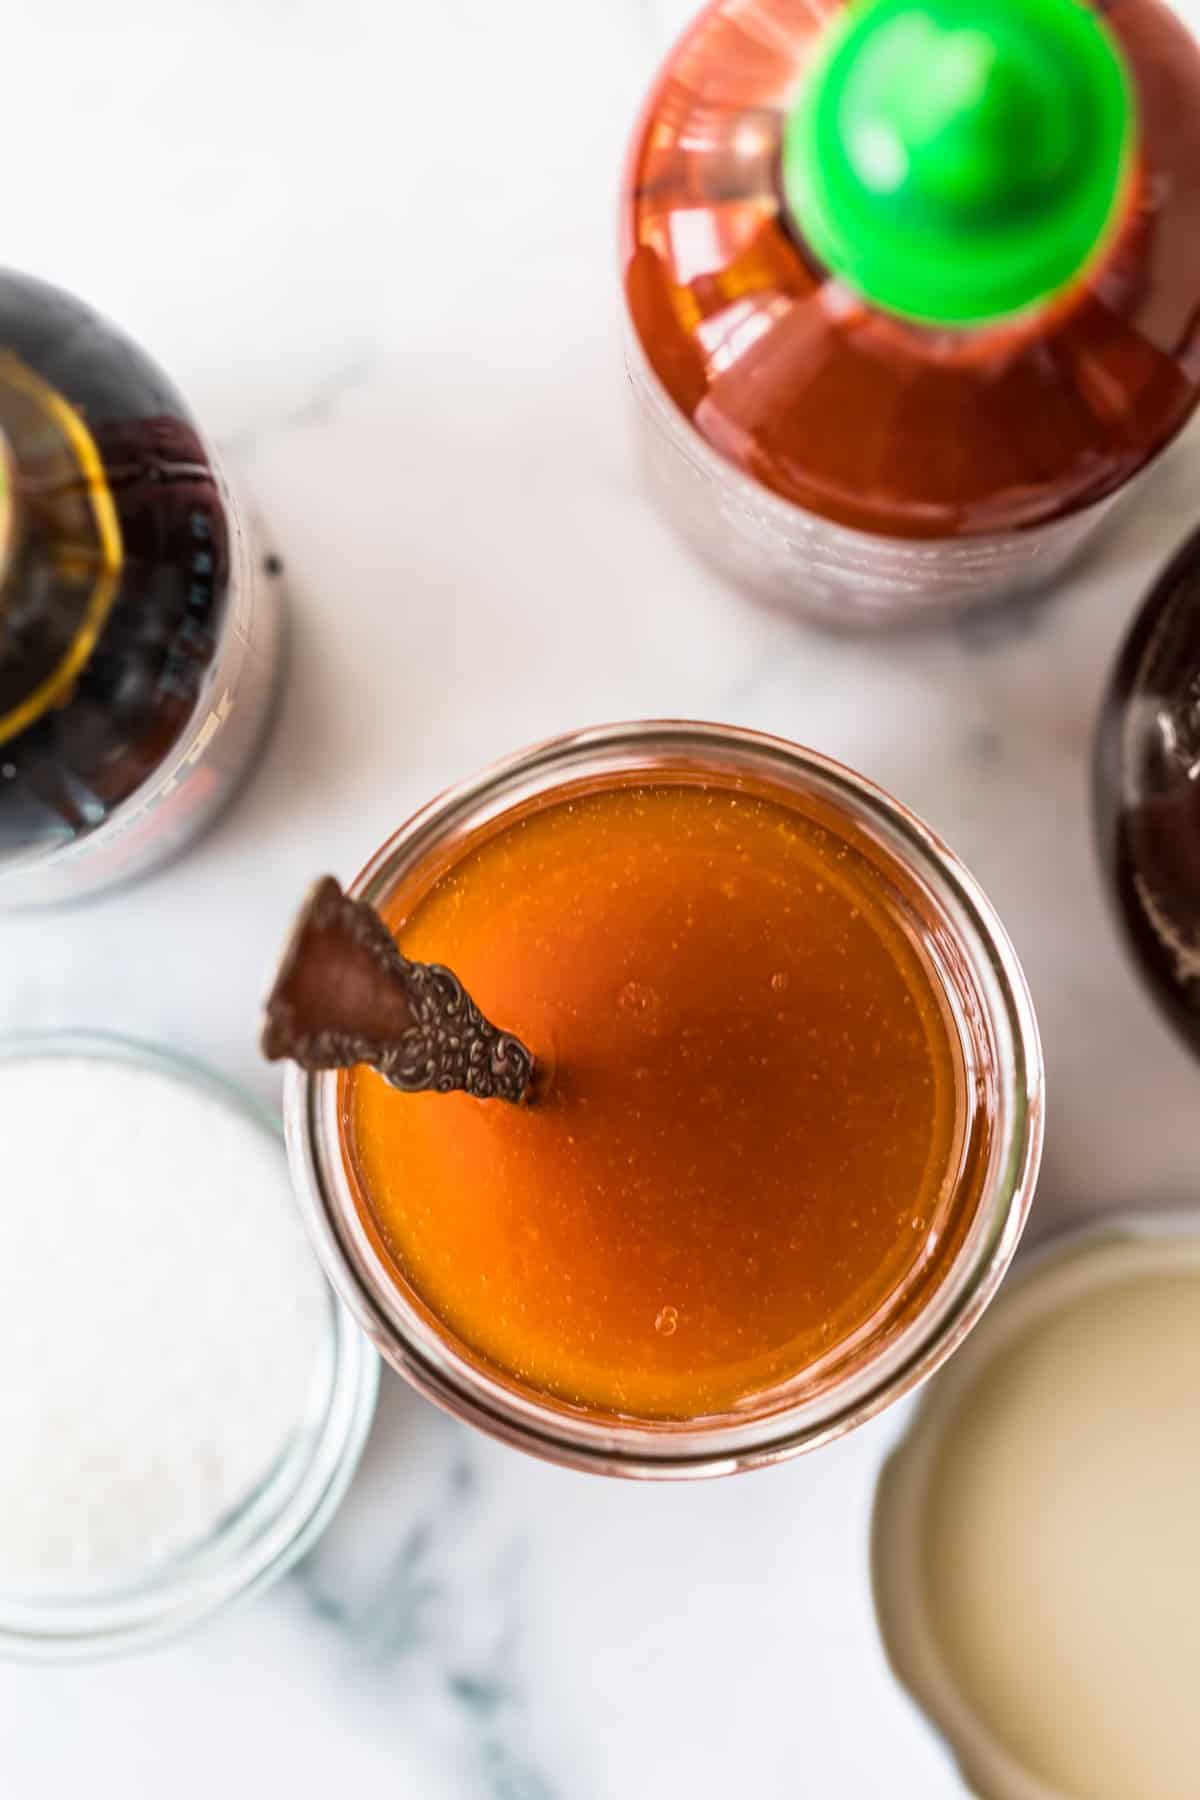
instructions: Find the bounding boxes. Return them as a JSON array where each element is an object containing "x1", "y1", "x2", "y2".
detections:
[{"x1": 0, "y1": 1031, "x2": 379, "y2": 1661}]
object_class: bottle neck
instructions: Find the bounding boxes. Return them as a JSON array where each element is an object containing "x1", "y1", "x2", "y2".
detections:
[{"x1": 782, "y1": 0, "x2": 1135, "y2": 326}]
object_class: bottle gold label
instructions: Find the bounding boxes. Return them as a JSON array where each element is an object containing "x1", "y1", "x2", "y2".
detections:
[{"x1": 0, "y1": 351, "x2": 124, "y2": 747}]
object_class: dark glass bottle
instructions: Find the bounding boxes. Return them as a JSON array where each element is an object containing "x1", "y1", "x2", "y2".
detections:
[
  {"x1": 0, "y1": 271, "x2": 284, "y2": 905},
  {"x1": 1094, "y1": 523, "x2": 1200, "y2": 1054}
]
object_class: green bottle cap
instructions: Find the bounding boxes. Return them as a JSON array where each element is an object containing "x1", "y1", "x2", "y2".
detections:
[{"x1": 782, "y1": 0, "x2": 1135, "y2": 326}]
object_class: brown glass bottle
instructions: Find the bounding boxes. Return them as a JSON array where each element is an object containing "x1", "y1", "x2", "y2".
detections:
[
  {"x1": 622, "y1": 0, "x2": 1200, "y2": 627},
  {"x1": 0, "y1": 271, "x2": 283, "y2": 905},
  {"x1": 1094, "y1": 522, "x2": 1200, "y2": 1056}
]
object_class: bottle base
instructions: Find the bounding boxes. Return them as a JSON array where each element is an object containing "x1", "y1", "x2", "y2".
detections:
[
  {"x1": 0, "y1": 488, "x2": 287, "y2": 910},
  {"x1": 627, "y1": 338, "x2": 1126, "y2": 633}
]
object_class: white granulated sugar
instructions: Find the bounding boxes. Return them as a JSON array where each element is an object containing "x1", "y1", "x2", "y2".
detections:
[{"x1": 0, "y1": 1056, "x2": 329, "y2": 1590}]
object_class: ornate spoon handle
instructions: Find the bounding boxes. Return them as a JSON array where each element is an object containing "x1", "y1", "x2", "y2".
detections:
[{"x1": 261, "y1": 875, "x2": 536, "y2": 1104}]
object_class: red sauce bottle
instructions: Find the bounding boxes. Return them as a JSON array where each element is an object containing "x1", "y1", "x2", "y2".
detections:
[{"x1": 622, "y1": 0, "x2": 1200, "y2": 628}]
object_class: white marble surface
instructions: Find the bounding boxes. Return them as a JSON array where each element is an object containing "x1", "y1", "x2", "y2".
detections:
[{"x1": 3, "y1": 0, "x2": 1200, "y2": 1793}]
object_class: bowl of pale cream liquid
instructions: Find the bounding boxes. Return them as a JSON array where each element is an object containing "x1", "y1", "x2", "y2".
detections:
[{"x1": 872, "y1": 1215, "x2": 1200, "y2": 1800}]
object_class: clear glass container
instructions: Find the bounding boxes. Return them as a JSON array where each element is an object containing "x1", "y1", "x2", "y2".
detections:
[
  {"x1": 284, "y1": 721, "x2": 1043, "y2": 1478},
  {"x1": 0, "y1": 1031, "x2": 378, "y2": 1661}
]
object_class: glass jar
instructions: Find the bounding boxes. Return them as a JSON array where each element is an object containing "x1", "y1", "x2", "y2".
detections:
[
  {"x1": 0, "y1": 1031, "x2": 378, "y2": 1661},
  {"x1": 284, "y1": 722, "x2": 1043, "y2": 1478}
]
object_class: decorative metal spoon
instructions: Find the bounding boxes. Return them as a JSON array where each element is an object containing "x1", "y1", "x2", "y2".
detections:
[{"x1": 261, "y1": 875, "x2": 535, "y2": 1104}]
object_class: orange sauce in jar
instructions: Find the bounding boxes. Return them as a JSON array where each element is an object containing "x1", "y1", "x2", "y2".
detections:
[{"x1": 343, "y1": 776, "x2": 979, "y2": 1419}]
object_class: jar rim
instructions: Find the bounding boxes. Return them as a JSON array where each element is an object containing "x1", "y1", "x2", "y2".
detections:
[
  {"x1": 285, "y1": 720, "x2": 1044, "y2": 1478},
  {"x1": 0, "y1": 1029, "x2": 379, "y2": 1661}
]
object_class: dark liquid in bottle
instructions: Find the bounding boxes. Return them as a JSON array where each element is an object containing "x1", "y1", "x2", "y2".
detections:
[
  {"x1": 1095, "y1": 523, "x2": 1200, "y2": 1055},
  {"x1": 623, "y1": 0, "x2": 1200, "y2": 541},
  {"x1": 0, "y1": 272, "x2": 237, "y2": 861}
]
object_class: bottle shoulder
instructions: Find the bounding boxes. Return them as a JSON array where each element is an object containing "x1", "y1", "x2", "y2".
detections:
[{"x1": 0, "y1": 270, "x2": 192, "y2": 428}]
